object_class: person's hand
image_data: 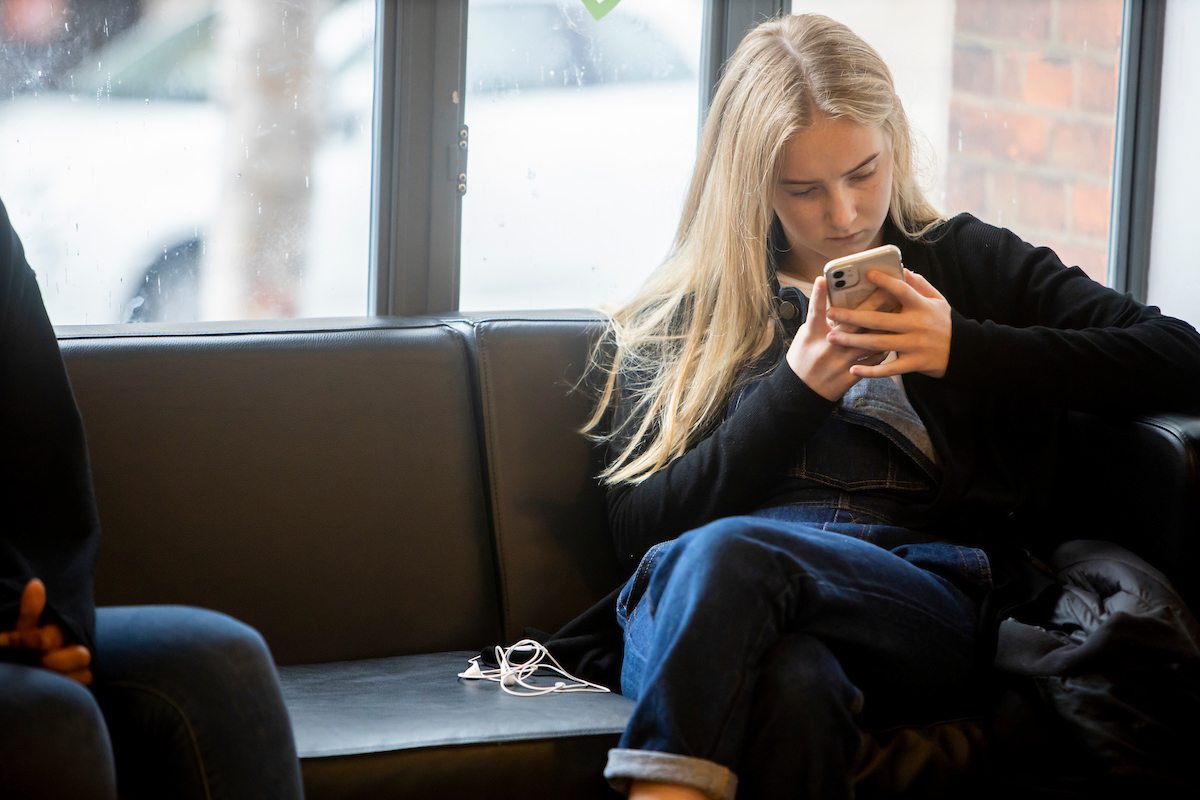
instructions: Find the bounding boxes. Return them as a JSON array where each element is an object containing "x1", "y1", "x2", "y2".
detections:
[
  {"x1": 785, "y1": 276, "x2": 889, "y2": 401},
  {"x1": 824, "y1": 268, "x2": 952, "y2": 379},
  {"x1": 0, "y1": 578, "x2": 93, "y2": 685}
]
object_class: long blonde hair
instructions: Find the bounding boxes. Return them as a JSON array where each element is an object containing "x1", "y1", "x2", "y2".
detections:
[{"x1": 585, "y1": 14, "x2": 942, "y2": 485}]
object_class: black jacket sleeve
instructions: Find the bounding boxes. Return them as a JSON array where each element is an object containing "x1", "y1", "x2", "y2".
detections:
[
  {"x1": 0, "y1": 197, "x2": 100, "y2": 652},
  {"x1": 605, "y1": 359, "x2": 834, "y2": 570},
  {"x1": 936, "y1": 216, "x2": 1200, "y2": 413}
]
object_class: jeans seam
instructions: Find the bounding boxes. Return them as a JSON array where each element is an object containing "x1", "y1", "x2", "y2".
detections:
[
  {"x1": 784, "y1": 467, "x2": 928, "y2": 491},
  {"x1": 106, "y1": 681, "x2": 213, "y2": 800}
]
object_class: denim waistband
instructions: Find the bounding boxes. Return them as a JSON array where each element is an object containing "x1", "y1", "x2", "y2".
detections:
[{"x1": 747, "y1": 504, "x2": 993, "y2": 600}]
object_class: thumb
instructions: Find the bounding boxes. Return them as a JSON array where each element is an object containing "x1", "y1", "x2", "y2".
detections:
[
  {"x1": 17, "y1": 578, "x2": 46, "y2": 631},
  {"x1": 810, "y1": 276, "x2": 831, "y2": 328}
]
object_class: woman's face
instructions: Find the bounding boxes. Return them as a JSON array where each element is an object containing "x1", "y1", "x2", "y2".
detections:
[{"x1": 771, "y1": 114, "x2": 894, "y2": 281}]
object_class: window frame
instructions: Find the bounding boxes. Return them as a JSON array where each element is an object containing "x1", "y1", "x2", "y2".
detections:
[
  {"x1": 51, "y1": 0, "x2": 1162, "y2": 333},
  {"x1": 372, "y1": 0, "x2": 788, "y2": 317},
  {"x1": 1108, "y1": 0, "x2": 1165, "y2": 302}
]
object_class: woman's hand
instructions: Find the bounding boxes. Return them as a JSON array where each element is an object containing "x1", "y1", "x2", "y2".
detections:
[
  {"x1": 0, "y1": 578, "x2": 93, "y2": 685},
  {"x1": 824, "y1": 268, "x2": 952, "y2": 379},
  {"x1": 785, "y1": 276, "x2": 889, "y2": 401}
]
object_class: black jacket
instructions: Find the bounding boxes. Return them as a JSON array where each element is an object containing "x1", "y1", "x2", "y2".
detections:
[
  {"x1": 0, "y1": 197, "x2": 100, "y2": 652},
  {"x1": 992, "y1": 538, "x2": 1200, "y2": 795},
  {"x1": 604, "y1": 214, "x2": 1200, "y2": 570}
]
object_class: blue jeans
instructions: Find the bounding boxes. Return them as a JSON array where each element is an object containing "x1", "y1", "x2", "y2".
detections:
[
  {"x1": 604, "y1": 506, "x2": 990, "y2": 800},
  {"x1": 0, "y1": 606, "x2": 302, "y2": 799}
]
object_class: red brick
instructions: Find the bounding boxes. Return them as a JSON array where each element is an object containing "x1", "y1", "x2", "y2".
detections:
[
  {"x1": 944, "y1": 161, "x2": 988, "y2": 214},
  {"x1": 1049, "y1": 120, "x2": 1115, "y2": 174},
  {"x1": 1058, "y1": 0, "x2": 1123, "y2": 51},
  {"x1": 990, "y1": 170, "x2": 1019, "y2": 220},
  {"x1": 1023, "y1": 54, "x2": 1074, "y2": 108},
  {"x1": 1015, "y1": 173, "x2": 1068, "y2": 229},
  {"x1": 1052, "y1": 241, "x2": 1110, "y2": 284},
  {"x1": 950, "y1": 101, "x2": 1051, "y2": 164},
  {"x1": 1071, "y1": 181, "x2": 1112, "y2": 238},
  {"x1": 953, "y1": 45, "x2": 996, "y2": 95},
  {"x1": 999, "y1": 52, "x2": 1026, "y2": 103},
  {"x1": 1079, "y1": 58, "x2": 1118, "y2": 113},
  {"x1": 956, "y1": 0, "x2": 1053, "y2": 42}
]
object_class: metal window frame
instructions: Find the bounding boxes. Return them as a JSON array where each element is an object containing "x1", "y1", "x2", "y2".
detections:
[
  {"x1": 372, "y1": 0, "x2": 467, "y2": 315},
  {"x1": 700, "y1": 0, "x2": 789, "y2": 114},
  {"x1": 372, "y1": 0, "x2": 782, "y2": 316},
  {"x1": 1109, "y1": 0, "x2": 1166, "y2": 301}
]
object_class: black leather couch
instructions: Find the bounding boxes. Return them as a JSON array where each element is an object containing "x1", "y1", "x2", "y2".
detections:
[{"x1": 57, "y1": 313, "x2": 1200, "y2": 799}]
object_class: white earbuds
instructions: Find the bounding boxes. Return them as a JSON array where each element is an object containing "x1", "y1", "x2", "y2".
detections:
[{"x1": 456, "y1": 639, "x2": 611, "y2": 697}]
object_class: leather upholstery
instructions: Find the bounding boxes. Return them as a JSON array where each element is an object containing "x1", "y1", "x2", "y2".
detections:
[
  {"x1": 279, "y1": 651, "x2": 633, "y2": 799},
  {"x1": 57, "y1": 315, "x2": 1200, "y2": 798},
  {"x1": 62, "y1": 323, "x2": 500, "y2": 665},
  {"x1": 453, "y1": 314, "x2": 623, "y2": 640},
  {"x1": 1052, "y1": 411, "x2": 1200, "y2": 610}
]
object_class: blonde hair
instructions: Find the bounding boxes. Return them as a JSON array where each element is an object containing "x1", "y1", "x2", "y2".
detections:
[{"x1": 584, "y1": 14, "x2": 943, "y2": 485}]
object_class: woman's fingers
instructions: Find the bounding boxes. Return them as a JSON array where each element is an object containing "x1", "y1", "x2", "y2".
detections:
[
  {"x1": 809, "y1": 276, "x2": 831, "y2": 329},
  {"x1": 66, "y1": 669, "x2": 94, "y2": 686},
  {"x1": 16, "y1": 578, "x2": 47, "y2": 630},
  {"x1": 903, "y1": 268, "x2": 945, "y2": 299},
  {"x1": 42, "y1": 643, "x2": 91, "y2": 674},
  {"x1": 828, "y1": 307, "x2": 914, "y2": 334},
  {"x1": 827, "y1": 329, "x2": 898, "y2": 352},
  {"x1": 0, "y1": 623, "x2": 63, "y2": 651}
]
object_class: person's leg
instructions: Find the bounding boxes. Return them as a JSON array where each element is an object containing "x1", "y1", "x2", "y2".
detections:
[
  {"x1": 0, "y1": 661, "x2": 117, "y2": 799},
  {"x1": 736, "y1": 633, "x2": 865, "y2": 799},
  {"x1": 92, "y1": 606, "x2": 303, "y2": 800},
  {"x1": 607, "y1": 515, "x2": 981, "y2": 800}
]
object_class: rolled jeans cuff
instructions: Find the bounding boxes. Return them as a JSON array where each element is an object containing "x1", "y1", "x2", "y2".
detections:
[{"x1": 604, "y1": 748, "x2": 737, "y2": 800}]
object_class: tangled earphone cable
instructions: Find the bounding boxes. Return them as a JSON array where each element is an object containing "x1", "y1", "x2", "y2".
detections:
[{"x1": 456, "y1": 638, "x2": 611, "y2": 697}]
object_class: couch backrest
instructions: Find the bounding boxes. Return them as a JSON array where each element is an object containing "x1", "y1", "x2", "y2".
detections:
[
  {"x1": 460, "y1": 315, "x2": 622, "y2": 642},
  {"x1": 59, "y1": 316, "x2": 1200, "y2": 665},
  {"x1": 62, "y1": 322, "x2": 502, "y2": 665}
]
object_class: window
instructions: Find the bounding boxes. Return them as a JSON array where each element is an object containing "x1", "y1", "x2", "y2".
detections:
[
  {"x1": 0, "y1": 0, "x2": 376, "y2": 325},
  {"x1": 0, "y1": 0, "x2": 1145, "y2": 325},
  {"x1": 798, "y1": 0, "x2": 1123, "y2": 285},
  {"x1": 458, "y1": 0, "x2": 704, "y2": 310}
]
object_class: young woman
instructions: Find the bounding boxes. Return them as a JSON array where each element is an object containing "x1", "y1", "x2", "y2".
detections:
[{"x1": 584, "y1": 13, "x2": 1200, "y2": 800}]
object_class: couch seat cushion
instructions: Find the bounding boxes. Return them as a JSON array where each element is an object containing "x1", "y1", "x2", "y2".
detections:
[{"x1": 279, "y1": 651, "x2": 634, "y2": 799}]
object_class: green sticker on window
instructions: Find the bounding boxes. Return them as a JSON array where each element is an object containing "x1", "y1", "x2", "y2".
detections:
[{"x1": 580, "y1": 0, "x2": 622, "y2": 21}]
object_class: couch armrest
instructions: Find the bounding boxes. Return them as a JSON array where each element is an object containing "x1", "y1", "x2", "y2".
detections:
[{"x1": 1059, "y1": 411, "x2": 1200, "y2": 609}]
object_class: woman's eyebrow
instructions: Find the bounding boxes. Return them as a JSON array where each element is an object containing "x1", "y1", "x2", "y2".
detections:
[{"x1": 780, "y1": 153, "x2": 880, "y2": 185}]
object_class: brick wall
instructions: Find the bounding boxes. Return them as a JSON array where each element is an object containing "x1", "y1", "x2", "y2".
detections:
[{"x1": 946, "y1": 0, "x2": 1123, "y2": 283}]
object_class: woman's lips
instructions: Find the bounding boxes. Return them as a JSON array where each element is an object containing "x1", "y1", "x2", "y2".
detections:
[{"x1": 827, "y1": 232, "x2": 862, "y2": 244}]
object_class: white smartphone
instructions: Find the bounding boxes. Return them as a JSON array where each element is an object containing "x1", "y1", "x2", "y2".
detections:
[{"x1": 823, "y1": 244, "x2": 905, "y2": 310}]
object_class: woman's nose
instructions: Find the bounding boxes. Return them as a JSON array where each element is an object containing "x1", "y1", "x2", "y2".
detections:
[{"x1": 827, "y1": 187, "x2": 856, "y2": 230}]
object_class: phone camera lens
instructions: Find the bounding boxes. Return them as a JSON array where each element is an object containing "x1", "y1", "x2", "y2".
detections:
[
  {"x1": 832, "y1": 270, "x2": 845, "y2": 279},
  {"x1": 834, "y1": 280, "x2": 846, "y2": 288}
]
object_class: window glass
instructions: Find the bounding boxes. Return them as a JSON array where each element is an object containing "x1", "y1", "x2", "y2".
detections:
[
  {"x1": 796, "y1": 0, "x2": 1124, "y2": 285},
  {"x1": 0, "y1": 0, "x2": 376, "y2": 324},
  {"x1": 459, "y1": 0, "x2": 703, "y2": 310}
]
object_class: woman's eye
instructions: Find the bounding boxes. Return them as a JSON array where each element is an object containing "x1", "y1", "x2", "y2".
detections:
[
  {"x1": 790, "y1": 187, "x2": 818, "y2": 198},
  {"x1": 851, "y1": 170, "x2": 876, "y2": 183}
]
